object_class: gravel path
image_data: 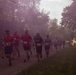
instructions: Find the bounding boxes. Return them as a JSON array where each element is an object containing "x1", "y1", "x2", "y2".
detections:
[{"x1": 0, "y1": 47, "x2": 59, "y2": 75}]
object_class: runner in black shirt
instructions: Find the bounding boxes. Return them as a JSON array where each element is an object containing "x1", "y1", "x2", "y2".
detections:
[{"x1": 34, "y1": 33, "x2": 43, "y2": 62}]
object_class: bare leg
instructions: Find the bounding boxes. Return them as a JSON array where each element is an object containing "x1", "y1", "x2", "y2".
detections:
[{"x1": 16, "y1": 48, "x2": 20, "y2": 57}]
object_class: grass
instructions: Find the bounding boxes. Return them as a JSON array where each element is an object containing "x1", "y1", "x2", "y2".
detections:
[{"x1": 16, "y1": 47, "x2": 76, "y2": 75}]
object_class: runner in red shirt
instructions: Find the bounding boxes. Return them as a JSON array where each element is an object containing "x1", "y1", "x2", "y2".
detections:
[
  {"x1": 21, "y1": 30, "x2": 32, "y2": 63},
  {"x1": 3, "y1": 30, "x2": 13, "y2": 66},
  {"x1": 13, "y1": 32, "x2": 20, "y2": 58}
]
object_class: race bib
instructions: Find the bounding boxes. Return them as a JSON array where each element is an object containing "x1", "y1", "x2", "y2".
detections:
[
  {"x1": 45, "y1": 43, "x2": 49, "y2": 45},
  {"x1": 37, "y1": 43, "x2": 41, "y2": 46},
  {"x1": 23, "y1": 41, "x2": 28, "y2": 44},
  {"x1": 6, "y1": 43, "x2": 11, "y2": 46},
  {"x1": 14, "y1": 38, "x2": 16, "y2": 40}
]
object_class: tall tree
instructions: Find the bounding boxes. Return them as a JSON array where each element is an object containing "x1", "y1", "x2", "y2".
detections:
[
  {"x1": 61, "y1": 0, "x2": 76, "y2": 31},
  {"x1": 48, "y1": 18, "x2": 73, "y2": 40},
  {"x1": 0, "y1": 0, "x2": 49, "y2": 45}
]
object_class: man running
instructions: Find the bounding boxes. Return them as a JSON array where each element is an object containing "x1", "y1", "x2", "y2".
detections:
[
  {"x1": 62, "y1": 40, "x2": 65, "y2": 48},
  {"x1": 54, "y1": 37, "x2": 59, "y2": 51},
  {"x1": 3, "y1": 30, "x2": 13, "y2": 66},
  {"x1": 13, "y1": 32, "x2": 20, "y2": 58},
  {"x1": 44, "y1": 35, "x2": 52, "y2": 57},
  {"x1": 58, "y1": 39, "x2": 62, "y2": 49},
  {"x1": 34, "y1": 33, "x2": 43, "y2": 62},
  {"x1": 21, "y1": 30, "x2": 32, "y2": 63}
]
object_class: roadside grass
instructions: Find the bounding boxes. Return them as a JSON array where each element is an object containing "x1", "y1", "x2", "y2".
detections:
[{"x1": 17, "y1": 47, "x2": 76, "y2": 75}]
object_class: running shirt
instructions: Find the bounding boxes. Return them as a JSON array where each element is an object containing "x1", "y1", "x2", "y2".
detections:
[
  {"x1": 13, "y1": 34, "x2": 20, "y2": 46},
  {"x1": 21, "y1": 34, "x2": 32, "y2": 47},
  {"x1": 3, "y1": 34, "x2": 13, "y2": 46},
  {"x1": 62, "y1": 40, "x2": 65, "y2": 45},
  {"x1": 44, "y1": 38, "x2": 51, "y2": 46},
  {"x1": 58, "y1": 40, "x2": 62, "y2": 46},
  {"x1": 34, "y1": 36, "x2": 43, "y2": 47},
  {"x1": 54, "y1": 38, "x2": 58, "y2": 45}
]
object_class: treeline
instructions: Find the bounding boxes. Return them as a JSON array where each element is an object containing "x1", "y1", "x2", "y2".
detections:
[{"x1": 0, "y1": 0, "x2": 76, "y2": 46}]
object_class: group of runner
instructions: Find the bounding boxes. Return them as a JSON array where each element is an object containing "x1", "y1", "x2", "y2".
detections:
[{"x1": 2, "y1": 29, "x2": 65, "y2": 66}]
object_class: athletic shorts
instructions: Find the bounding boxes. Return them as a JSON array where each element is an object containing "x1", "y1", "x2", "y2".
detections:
[
  {"x1": 54, "y1": 43, "x2": 58, "y2": 47},
  {"x1": 45, "y1": 46, "x2": 50, "y2": 50},
  {"x1": 36, "y1": 46, "x2": 42, "y2": 54},
  {"x1": 4, "y1": 46, "x2": 13, "y2": 54},
  {"x1": 23, "y1": 46, "x2": 31, "y2": 51},
  {"x1": 14, "y1": 46, "x2": 19, "y2": 50}
]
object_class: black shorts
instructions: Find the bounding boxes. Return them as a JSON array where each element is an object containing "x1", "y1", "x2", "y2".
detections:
[
  {"x1": 5, "y1": 46, "x2": 13, "y2": 54},
  {"x1": 14, "y1": 46, "x2": 19, "y2": 50},
  {"x1": 54, "y1": 43, "x2": 58, "y2": 47},
  {"x1": 45, "y1": 46, "x2": 50, "y2": 50},
  {"x1": 36, "y1": 46, "x2": 42, "y2": 54},
  {"x1": 23, "y1": 46, "x2": 31, "y2": 51}
]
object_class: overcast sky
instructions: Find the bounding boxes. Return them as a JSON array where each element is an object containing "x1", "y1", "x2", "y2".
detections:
[{"x1": 40, "y1": 0, "x2": 73, "y2": 24}]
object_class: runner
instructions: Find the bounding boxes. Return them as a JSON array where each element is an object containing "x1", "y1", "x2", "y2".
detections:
[
  {"x1": 58, "y1": 39, "x2": 62, "y2": 49},
  {"x1": 62, "y1": 40, "x2": 65, "y2": 48},
  {"x1": 13, "y1": 32, "x2": 20, "y2": 58},
  {"x1": 3, "y1": 30, "x2": 13, "y2": 66},
  {"x1": 34, "y1": 33, "x2": 43, "y2": 62},
  {"x1": 44, "y1": 35, "x2": 52, "y2": 57},
  {"x1": 21, "y1": 30, "x2": 32, "y2": 63},
  {"x1": 54, "y1": 37, "x2": 59, "y2": 51}
]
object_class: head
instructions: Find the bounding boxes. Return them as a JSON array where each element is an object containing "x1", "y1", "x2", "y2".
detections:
[
  {"x1": 5, "y1": 30, "x2": 10, "y2": 35},
  {"x1": 36, "y1": 33, "x2": 40, "y2": 36},
  {"x1": 25, "y1": 30, "x2": 28, "y2": 34},
  {"x1": 46, "y1": 35, "x2": 49, "y2": 38}
]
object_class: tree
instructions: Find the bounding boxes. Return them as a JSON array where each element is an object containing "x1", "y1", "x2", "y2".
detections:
[
  {"x1": 0, "y1": 0, "x2": 49, "y2": 45},
  {"x1": 61, "y1": 0, "x2": 76, "y2": 31},
  {"x1": 48, "y1": 18, "x2": 59, "y2": 38},
  {"x1": 48, "y1": 18, "x2": 73, "y2": 40}
]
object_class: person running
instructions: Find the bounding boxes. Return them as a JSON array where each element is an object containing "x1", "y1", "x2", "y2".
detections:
[
  {"x1": 21, "y1": 30, "x2": 32, "y2": 63},
  {"x1": 44, "y1": 35, "x2": 52, "y2": 57},
  {"x1": 13, "y1": 32, "x2": 20, "y2": 58},
  {"x1": 3, "y1": 30, "x2": 13, "y2": 66},
  {"x1": 58, "y1": 39, "x2": 62, "y2": 49},
  {"x1": 62, "y1": 40, "x2": 65, "y2": 48},
  {"x1": 54, "y1": 37, "x2": 59, "y2": 51},
  {"x1": 34, "y1": 33, "x2": 43, "y2": 62}
]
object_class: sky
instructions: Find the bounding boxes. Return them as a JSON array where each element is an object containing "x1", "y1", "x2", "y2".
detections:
[{"x1": 40, "y1": 0, "x2": 73, "y2": 24}]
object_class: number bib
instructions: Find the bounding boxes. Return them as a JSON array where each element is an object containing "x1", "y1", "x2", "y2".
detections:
[
  {"x1": 45, "y1": 43, "x2": 50, "y2": 46},
  {"x1": 23, "y1": 41, "x2": 28, "y2": 44},
  {"x1": 37, "y1": 43, "x2": 41, "y2": 46},
  {"x1": 6, "y1": 43, "x2": 11, "y2": 46},
  {"x1": 14, "y1": 38, "x2": 16, "y2": 40}
]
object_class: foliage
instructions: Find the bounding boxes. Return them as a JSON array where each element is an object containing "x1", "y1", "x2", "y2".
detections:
[
  {"x1": 0, "y1": 0, "x2": 49, "y2": 43},
  {"x1": 61, "y1": 0, "x2": 76, "y2": 30},
  {"x1": 48, "y1": 18, "x2": 73, "y2": 40}
]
